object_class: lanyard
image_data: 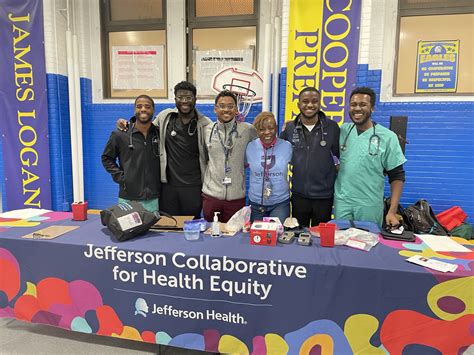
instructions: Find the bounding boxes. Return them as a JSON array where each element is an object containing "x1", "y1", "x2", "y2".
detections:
[
  {"x1": 216, "y1": 121, "x2": 237, "y2": 162},
  {"x1": 260, "y1": 143, "x2": 275, "y2": 205},
  {"x1": 212, "y1": 120, "x2": 238, "y2": 176}
]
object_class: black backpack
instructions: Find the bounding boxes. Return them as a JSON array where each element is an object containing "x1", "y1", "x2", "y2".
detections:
[
  {"x1": 404, "y1": 199, "x2": 448, "y2": 235},
  {"x1": 100, "y1": 201, "x2": 160, "y2": 241},
  {"x1": 382, "y1": 198, "x2": 413, "y2": 231}
]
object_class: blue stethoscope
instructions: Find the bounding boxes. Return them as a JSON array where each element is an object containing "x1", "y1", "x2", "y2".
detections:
[{"x1": 340, "y1": 123, "x2": 380, "y2": 156}]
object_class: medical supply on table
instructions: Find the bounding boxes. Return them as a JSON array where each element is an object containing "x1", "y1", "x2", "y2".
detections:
[
  {"x1": 183, "y1": 220, "x2": 200, "y2": 241},
  {"x1": 193, "y1": 218, "x2": 208, "y2": 232},
  {"x1": 318, "y1": 223, "x2": 336, "y2": 247},
  {"x1": 211, "y1": 212, "x2": 221, "y2": 238},
  {"x1": 250, "y1": 222, "x2": 278, "y2": 246}
]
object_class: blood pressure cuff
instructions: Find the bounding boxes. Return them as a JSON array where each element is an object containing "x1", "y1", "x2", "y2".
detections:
[
  {"x1": 100, "y1": 201, "x2": 160, "y2": 242},
  {"x1": 380, "y1": 229, "x2": 415, "y2": 242}
]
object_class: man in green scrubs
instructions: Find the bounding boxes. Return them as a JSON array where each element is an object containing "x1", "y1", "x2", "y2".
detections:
[{"x1": 334, "y1": 87, "x2": 406, "y2": 227}]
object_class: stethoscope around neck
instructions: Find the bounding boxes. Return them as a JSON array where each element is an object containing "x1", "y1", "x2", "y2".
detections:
[
  {"x1": 295, "y1": 115, "x2": 327, "y2": 147},
  {"x1": 208, "y1": 120, "x2": 238, "y2": 148},
  {"x1": 170, "y1": 115, "x2": 197, "y2": 137},
  {"x1": 340, "y1": 123, "x2": 380, "y2": 156},
  {"x1": 128, "y1": 123, "x2": 159, "y2": 157}
]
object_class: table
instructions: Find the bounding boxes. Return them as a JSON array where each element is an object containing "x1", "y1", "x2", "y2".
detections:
[{"x1": 0, "y1": 213, "x2": 472, "y2": 354}]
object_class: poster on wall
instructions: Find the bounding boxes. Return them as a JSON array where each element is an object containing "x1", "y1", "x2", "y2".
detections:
[
  {"x1": 415, "y1": 40, "x2": 459, "y2": 93},
  {"x1": 285, "y1": 0, "x2": 361, "y2": 124},
  {"x1": 112, "y1": 46, "x2": 165, "y2": 90},
  {"x1": 195, "y1": 49, "x2": 254, "y2": 96},
  {"x1": 0, "y1": 0, "x2": 52, "y2": 210}
]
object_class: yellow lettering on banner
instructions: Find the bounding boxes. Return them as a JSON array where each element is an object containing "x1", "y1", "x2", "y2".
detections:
[
  {"x1": 326, "y1": 0, "x2": 352, "y2": 12},
  {"x1": 9, "y1": 13, "x2": 44, "y2": 208},
  {"x1": 322, "y1": 69, "x2": 347, "y2": 89},
  {"x1": 22, "y1": 167, "x2": 41, "y2": 208},
  {"x1": 285, "y1": 0, "x2": 323, "y2": 122},
  {"x1": 11, "y1": 24, "x2": 30, "y2": 47},
  {"x1": 8, "y1": 13, "x2": 31, "y2": 23},
  {"x1": 321, "y1": 91, "x2": 345, "y2": 107},
  {"x1": 324, "y1": 13, "x2": 350, "y2": 41},
  {"x1": 323, "y1": 41, "x2": 349, "y2": 68},
  {"x1": 12, "y1": 24, "x2": 34, "y2": 101},
  {"x1": 17, "y1": 110, "x2": 36, "y2": 125},
  {"x1": 20, "y1": 147, "x2": 39, "y2": 167},
  {"x1": 18, "y1": 125, "x2": 37, "y2": 146}
]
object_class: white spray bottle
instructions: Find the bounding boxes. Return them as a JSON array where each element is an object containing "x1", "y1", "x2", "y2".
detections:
[{"x1": 211, "y1": 212, "x2": 221, "y2": 238}]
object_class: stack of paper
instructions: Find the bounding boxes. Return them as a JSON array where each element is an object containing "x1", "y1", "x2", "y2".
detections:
[{"x1": 406, "y1": 255, "x2": 457, "y2": 273}]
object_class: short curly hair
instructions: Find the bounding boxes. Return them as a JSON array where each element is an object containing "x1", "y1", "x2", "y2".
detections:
[
  {"x1": 174, "y1": 81, "x2": 197, "y2": 97},
  {"x1": 214, "y1": 90, "x2": 238, "y2": 106},
  {"x1": 350, "y1": 86, "x2": 376, "y2": 107},
  {"x1": 253, "y1": 111, "x2": 276, "y2": 131}
]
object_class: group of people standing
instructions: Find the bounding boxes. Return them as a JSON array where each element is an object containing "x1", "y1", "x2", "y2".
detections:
[{"x1": 102, "y1": 81, "x2": 406, "y2": 229}]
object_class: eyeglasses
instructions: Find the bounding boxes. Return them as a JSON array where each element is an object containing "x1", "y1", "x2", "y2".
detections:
[
  {"x1": 175, "y1": 96, "x2": 194, "y2": 102},
  {"x1": 216, "y1": 104, "x2": 236, "y2": 110}
]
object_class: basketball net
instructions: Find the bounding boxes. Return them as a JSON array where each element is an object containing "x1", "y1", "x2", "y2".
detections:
[{"x1": 222, "y1": 84, "x2": 256, "y2": 122}]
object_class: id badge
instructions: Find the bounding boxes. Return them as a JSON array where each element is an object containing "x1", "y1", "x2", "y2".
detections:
[
  {"x1": 263, "y1": 179, "x2": 272, "y2": 198},
  {"x1": 222, "y1": 177, "x2": 232, "y2": 185}
]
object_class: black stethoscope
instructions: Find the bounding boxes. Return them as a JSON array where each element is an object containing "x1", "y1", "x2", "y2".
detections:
[
  {"x1": 294, "y1": 115, "x2": 327, "y2": 147},
  {"x1": 170, "y1": 115, "x2": 197, "y2": 137},
  {"x1": 340, "y1": 123, "x2": 380, "y2": 156},
  {"x1": 128, "y1": 123, "x2": 159, "y2": 157}
]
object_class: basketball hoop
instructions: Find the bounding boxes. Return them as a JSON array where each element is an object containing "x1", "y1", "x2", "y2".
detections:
[{"x1": 222, "y1": 84, "x2": 256, "y2": 122}]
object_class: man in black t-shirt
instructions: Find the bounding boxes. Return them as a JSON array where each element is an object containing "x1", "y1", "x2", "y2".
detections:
[{"x1": 117, "y1": 82, "x2": 212, "y2": 218}]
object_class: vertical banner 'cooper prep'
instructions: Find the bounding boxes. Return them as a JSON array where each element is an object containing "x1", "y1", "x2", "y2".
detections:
[
  {"x1": 0, "y1": 0, "x2": 52, "y2": 209},
  {"x1": 285, "y1": 0, "x2": 361, "y2": 124}
]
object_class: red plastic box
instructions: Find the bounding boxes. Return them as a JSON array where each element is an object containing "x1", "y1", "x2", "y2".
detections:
[
  {"x1": 250, "y1": 222, "x2": 278, "y2": 246},
  {"x1": 319, "y1": 223, "x2": 336, "y2": 247},
  {"x1": 436, "y1": 206, "x2": 467, "y2": 231},
  {"x1": 71, "y1": 201, "x2": 88, "y2": 221}
]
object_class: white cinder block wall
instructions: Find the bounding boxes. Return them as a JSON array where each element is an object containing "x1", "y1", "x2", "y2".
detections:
[{"x1": 43, "y1": 0, "x2": 68, "y2": 76}]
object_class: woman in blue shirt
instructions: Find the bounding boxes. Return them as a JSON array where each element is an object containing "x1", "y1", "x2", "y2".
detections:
[{"x1": 246, "y1": 112, "x2": 293, "y2": 223}]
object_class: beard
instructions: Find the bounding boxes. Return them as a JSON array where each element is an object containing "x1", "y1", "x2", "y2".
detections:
[
  {"x1": 350, "y1": 112, "x2": 371, "y2": 127},
  {"x1": 177, "y1": 103, "x2": 195, "y2": 115}
]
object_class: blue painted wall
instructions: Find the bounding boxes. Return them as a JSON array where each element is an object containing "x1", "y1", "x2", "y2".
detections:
[
  {"x1": 46, "y1": 74, "x2": 73, "y2": 211},
  {"x1": 278, "y1": 65, "x2": 474, "y2": 220},
  {"x1": 76, "y1": 78, "x2": 262, "y2": 209},
  {"x1": 44, "y1": 69, "x2": 473, "y2": 223}
]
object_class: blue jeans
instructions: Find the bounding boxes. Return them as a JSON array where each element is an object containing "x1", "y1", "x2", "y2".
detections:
[{"x1": 250, "y1": 199, "x2": 290, "y2": 223}]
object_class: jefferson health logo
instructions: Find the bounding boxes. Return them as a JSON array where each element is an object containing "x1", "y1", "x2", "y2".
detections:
[{"x1": 134, "y1": 297, "x2": 149, "y2": 317}]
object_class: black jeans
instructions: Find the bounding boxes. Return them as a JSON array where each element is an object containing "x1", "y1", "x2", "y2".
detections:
[
  {"x1": 160, "y1": 184, "x2": 202, "y2": 219},
  {"x1": 291, "y1": 194, "x2": 333, "y2": 227}
]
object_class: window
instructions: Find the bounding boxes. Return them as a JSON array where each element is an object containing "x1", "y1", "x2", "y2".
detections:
[
  {"x1": 394, "y1": 0, "x2": 474, "y2": 95},
  {"x1": 100, "y1": 0, "x2": 167, "y2": 98},
  {"x1": 187, "y1": 0, "x2": 259, "y2": 98}
]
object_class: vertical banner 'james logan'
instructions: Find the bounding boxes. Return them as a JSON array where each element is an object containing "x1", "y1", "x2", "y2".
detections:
[
  {"x1": 285, "y1": 0, "x2": 361, "y2": 124},
  {"x1": 0, "y1": 0, "x2": 52, "y2": 209}
]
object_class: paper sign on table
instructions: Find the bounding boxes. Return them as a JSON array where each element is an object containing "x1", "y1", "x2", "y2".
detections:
[
  {"x1": 406, "y1": 255, "x2": 457, "y2": 273},
  {"x1": 0, "y1": 208, "x2": 50, "y2": 219},
  {"x1": 417, "y1": 234, "x2": 471, "y2": 252}
]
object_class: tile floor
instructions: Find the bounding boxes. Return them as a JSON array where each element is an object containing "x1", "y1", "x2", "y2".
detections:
[{"x1": 0, "y1": 318, "x2": 211, "y2": 355}]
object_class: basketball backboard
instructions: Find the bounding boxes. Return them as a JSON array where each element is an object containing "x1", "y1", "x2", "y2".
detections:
[{"x1": 211, "y1": 65, "x2": 263, "y2": 102}]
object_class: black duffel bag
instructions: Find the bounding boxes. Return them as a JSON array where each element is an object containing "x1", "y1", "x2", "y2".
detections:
[{"x1": 100, "y1": 201, "x2": 160, "y2": 241}]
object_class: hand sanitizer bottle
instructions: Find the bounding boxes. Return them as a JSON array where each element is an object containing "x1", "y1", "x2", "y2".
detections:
[{"x1": 211, "y1": 212, "x2": 221, "y2": 238}]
